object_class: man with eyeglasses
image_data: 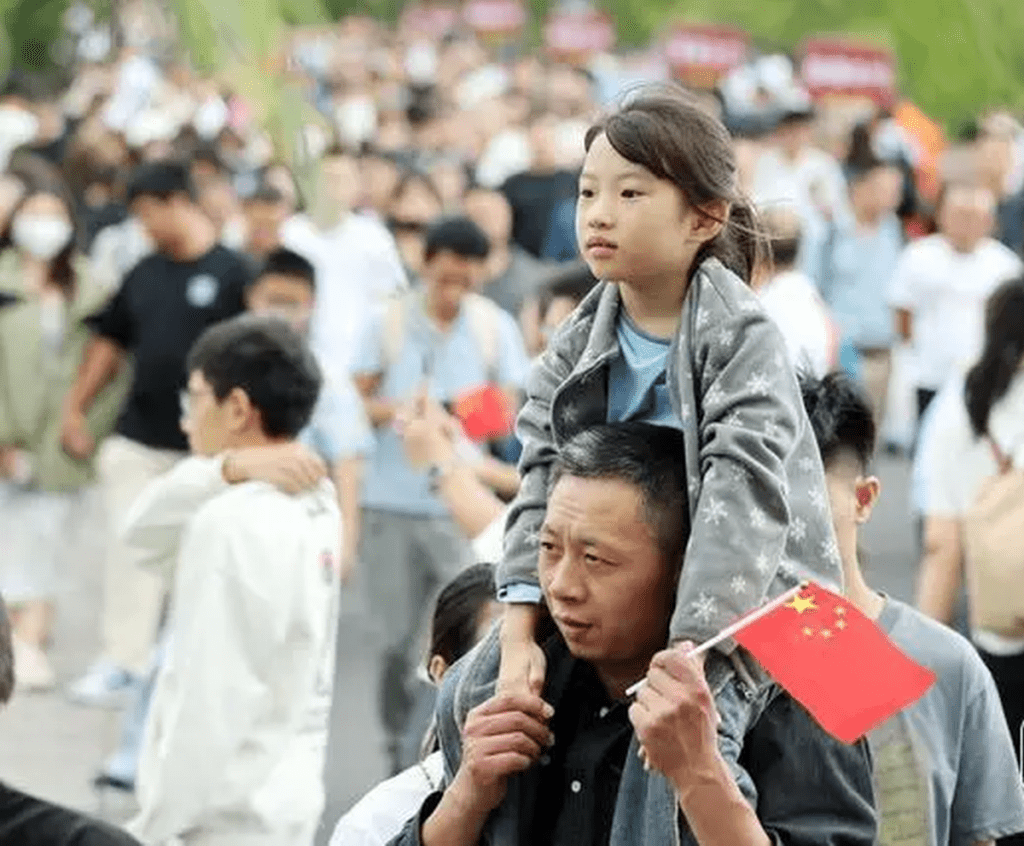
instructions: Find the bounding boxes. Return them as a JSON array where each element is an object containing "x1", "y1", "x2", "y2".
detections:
[{"x1": 123, "y1": 316, "x2": 339, "y2": 846}]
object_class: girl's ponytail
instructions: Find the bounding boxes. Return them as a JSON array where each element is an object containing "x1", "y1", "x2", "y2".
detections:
[{"x1": 697, "y1": 199, "x2": 767, "y2": 284}]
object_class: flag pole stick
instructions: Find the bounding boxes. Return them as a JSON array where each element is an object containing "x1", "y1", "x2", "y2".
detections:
[{"x1": 625, "y1": 582, "x2": 806, "y2": 699}]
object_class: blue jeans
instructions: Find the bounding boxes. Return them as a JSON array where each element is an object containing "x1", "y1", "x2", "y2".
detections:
[{"x1": 100, "y1": 633, "x2": 167, "y2": 785}]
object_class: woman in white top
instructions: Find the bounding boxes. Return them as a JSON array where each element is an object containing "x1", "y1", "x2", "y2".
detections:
[
  {"x1": 331, "y1": 562, "x2": 500, "y2": 846},
  {"x1": 917, "y1": 275, "x2": 1024, "y2": 801}
]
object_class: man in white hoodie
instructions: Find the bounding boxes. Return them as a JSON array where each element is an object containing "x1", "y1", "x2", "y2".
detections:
[{"x1": 126, "y1": 315, "x2": 340, "y2": 846}]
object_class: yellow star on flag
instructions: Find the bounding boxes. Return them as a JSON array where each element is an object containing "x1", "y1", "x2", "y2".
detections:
[
  {"x1": 786, "y1": 593, "x2": 818, "y2": 615},
  {"x1": 836, "y1": 619, "x2": 847, "y2": 630},
  {"x1": 802, "y1": 627, "x2": 814, "y2": 637},
  {"x1": 821, "y1": 629, "x2": 833, "y2": 639}
]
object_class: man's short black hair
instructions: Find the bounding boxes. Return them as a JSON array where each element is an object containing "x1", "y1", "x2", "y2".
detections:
[
  {"x1": 800, "y1": 373, "x2": 877, "y2": 472},
  {"x1": 186, "y1": 315, "x2": 322, "y2": 439},
  {"x1": 0, "y1": 594, "x2": 13, "y2": 706},
  {"x1": 256, "y1": 248, "x2": 316, "y2": 293},
  {"x1": 126, "y1": 159, "x2": 196, "y2": 205},
  {"x1": 424, "y1": 215, "x2": 491, "y2": 263},
  {"x1": 551, "y1": 423, "x2": 690, "y2": 568}
]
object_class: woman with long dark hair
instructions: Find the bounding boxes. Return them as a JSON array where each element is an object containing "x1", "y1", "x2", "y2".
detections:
[
  {"x1": 918, "y1": 276, "x2": 1024, "y2": 840},
  {"x1": 0, "y1": 162, "x2": 128, "y2": 691}
]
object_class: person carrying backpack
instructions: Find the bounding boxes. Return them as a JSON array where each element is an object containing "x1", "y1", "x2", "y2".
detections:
[{"x1": 351, "y1": 215, "x2": 531, "y2": 775}]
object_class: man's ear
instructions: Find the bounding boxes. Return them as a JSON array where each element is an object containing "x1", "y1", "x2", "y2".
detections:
[
  {"x1": 689, "y1": 199, "x2": 729, "y2": 246},
  {"x1": 855, "y1": 476, "x2": 881, "y2": 524},
  {"x1": 428, "y1": 654, "x2": 448, "y2": 686},
  {"x1": 225, "y1": 386, "x2": 258, "y2": 434}
]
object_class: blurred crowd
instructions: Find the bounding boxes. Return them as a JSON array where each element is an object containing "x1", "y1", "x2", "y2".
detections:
[{"x1": 1, "y1": 10, "x2": 1024, "y2": 846}]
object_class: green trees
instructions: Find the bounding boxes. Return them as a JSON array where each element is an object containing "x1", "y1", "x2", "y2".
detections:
[{"x1": 1, "y1": 0, "x2": 1021, "y2": 126}]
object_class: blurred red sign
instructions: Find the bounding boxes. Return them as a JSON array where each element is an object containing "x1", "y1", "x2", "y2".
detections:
[
  {"x1": 463, "y1": 0, "x2": 527, "y2": 36},
  {"x1": 800, "y1": 38, "x2": 896, "y2": 105},
  {"x1": 544, "y1": 10, "x2": 616, "y2": 58},
  {"x1": 399, "y1": 4, "x2": 459, "y2": 38},
  {"x1": 664, "y1": 24, "x2": 749, "y2": 89}
]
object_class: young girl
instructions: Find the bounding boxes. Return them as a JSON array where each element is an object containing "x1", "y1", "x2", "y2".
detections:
[
  {"x1": 0, "y1": 167, "x2": 128, "y2": 691},
  {"x1": 497, "y1": 87, "x2": 842, "y2": 793}
]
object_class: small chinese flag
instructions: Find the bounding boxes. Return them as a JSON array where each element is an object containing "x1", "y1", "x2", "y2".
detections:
[
  {"x1": 452, "y1": 384, "x2": 515, "y2": 442},
  {"x1": 734, "y1": 582, "x2": 936, "y2": 744}
]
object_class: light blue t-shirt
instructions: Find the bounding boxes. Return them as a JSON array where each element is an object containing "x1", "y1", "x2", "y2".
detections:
[
  {"x1": 352, "y1": 298, "x2": 531, "y2": 517},
  {"x1": 300, "y1": 369, "x2": 375, "y2": 465},
  {"x1": 607, "y1": 309, "x2": 679, "y2": 428},
  {"x1": 868, "y1": 597, "x2": 1024, "y2": 846},
  {"x1": 820, "y1": 215, "x2": 904, "y2": 350}
]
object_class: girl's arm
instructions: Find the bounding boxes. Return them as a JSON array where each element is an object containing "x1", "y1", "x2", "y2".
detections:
[
  {"x1": 496, "y1": 316, "x2": 585, "y2": 693},
  {"x1": 916, "y1": 516, "x2": 963, "y2": 624},
  {"x1": 675, "y1": 292, "x2": 820, "y2": 646},
  {"x1": 497, "y1": 318, "x2": 582, "y2": 602}
]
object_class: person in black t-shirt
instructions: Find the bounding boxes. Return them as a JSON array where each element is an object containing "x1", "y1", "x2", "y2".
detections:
[
  {"x1": 60, "y1": 160, "x2": 249, "y2": 707},
  {"x1": 0, "y1": 593, "x2": 141, "y2": 845},
  {"x1": 500, "y1": 112, "x2": 579, "y2": 260}
]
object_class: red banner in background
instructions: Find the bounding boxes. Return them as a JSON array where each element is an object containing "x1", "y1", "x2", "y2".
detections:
[
  {"x1": 800, "y1": 38, "x2": 896, "y2": 106},
  {"x1": 544, "y1": 9, "x2": 616, "y2": 61},
  {"x1": 463, "y1": 0, "x2": 527, "y2": 38},
  {"x1": 399, "y1": 4, "x2": 459, "y2": 38},
  {"x1": 664, "y1": 23, "x2": 750, "y2": 90}
]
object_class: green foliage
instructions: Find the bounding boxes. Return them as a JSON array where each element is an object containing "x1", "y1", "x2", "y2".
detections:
[
  {"x1": 2, "y1": 0, "x2": 1021, "y2": 128},
  {"x1": 2, "y1": 0, "x2": 69, "y2": 72},
  {"x1": 629, "y1": 0, "x2": 1024, "y2": 125}
]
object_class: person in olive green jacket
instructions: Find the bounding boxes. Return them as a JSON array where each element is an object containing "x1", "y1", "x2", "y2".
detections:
[{"x1": 0, "y1": 175, "x2": 128, "y2": 692}]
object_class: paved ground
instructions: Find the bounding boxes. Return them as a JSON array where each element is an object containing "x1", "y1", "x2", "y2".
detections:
[{"x1": 0, "y1": 453, "x2": 920, "y2": 841}]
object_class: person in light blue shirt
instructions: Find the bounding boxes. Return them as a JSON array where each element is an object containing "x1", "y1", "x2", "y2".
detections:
[
  {"x1": 351, "y1": 215, "x2": 531, "y2": 773},
  {"x1": 819, "y1": 154, "x2": 905, "y2": 427}
]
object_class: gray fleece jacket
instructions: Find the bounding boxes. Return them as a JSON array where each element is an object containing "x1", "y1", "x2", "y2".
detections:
[{"x1": 497, "y1": 257, "x2": 843, "y2": 650}]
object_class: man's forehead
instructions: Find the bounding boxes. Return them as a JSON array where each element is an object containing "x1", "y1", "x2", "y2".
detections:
[{"x1": 546, "y1": 474, "x2": 647, "y2": 530}]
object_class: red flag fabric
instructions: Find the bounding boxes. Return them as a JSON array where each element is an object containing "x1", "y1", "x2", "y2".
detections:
[
  {"x1": 734, "y1": 581, "x2": 936, "y2": 744},
  {"x1": 452, "y1": 384, "x2": 514, "y2": 442}
]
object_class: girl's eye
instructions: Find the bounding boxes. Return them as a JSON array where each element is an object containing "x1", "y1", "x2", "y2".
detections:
[
  {"x1": 540, "y1": 540, "x2": 557, "y2": 552},
  {"x1": 579, "y1": 188, "x2": 595, "y2": 199},
  {"x1": 621, "y1": 189, "x2": 642, "y2": 199}
]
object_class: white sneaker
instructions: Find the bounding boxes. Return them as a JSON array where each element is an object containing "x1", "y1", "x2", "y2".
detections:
[
  {"x1": 68, "y1": 659, "x2": 140, "y2": 708},
  {"x1": 13, "y1": 638, "x2": 56, "y2": 693}
]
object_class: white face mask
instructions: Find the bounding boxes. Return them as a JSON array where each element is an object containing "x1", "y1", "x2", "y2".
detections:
[{"x1": 12, "y1": 214, "x2": 73, "y2": 261}]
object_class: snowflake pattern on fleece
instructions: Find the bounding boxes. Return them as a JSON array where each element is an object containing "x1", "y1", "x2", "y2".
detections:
[{"x1": 498, "y1": 257, "x2": 842, "y2": 650}]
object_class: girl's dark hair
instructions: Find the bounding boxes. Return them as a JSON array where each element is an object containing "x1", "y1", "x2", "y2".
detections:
[
  {"x1": 0, "y1": 156, "x2": 79, "y2": 297},
  {"x1": 428, "y1": 562, "x2": 496, "y2": 670},
  {"x1": 583, "y1": 85, "x2": 766, "y2": 283},
  {"x1": 965, "y1": 276, "x2": 1024, "y2": 438}
]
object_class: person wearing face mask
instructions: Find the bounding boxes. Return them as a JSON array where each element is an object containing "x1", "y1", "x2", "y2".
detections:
[
  {"x1": 280, "y1": 143, "x2": 408, "y2": 385},
  {"x1": 0, "y1": 171, "x2": 130, "y2": 692}
]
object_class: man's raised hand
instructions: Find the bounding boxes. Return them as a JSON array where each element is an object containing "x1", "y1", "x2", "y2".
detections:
[{"x1": 628, "y1": 642, "x2": 721, "y2": 788}]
